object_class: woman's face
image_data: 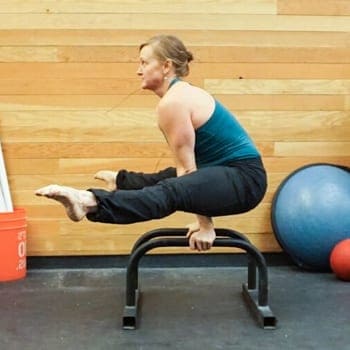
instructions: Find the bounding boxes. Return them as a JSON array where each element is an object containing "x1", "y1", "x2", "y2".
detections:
[{"x1": 137, "y1": 45, "x2": 165, "y2": 91}]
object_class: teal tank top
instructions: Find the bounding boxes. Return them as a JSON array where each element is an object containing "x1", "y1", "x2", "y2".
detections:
[{"x1": 194, "y1": 99, "x2": 260, "y2": 167}]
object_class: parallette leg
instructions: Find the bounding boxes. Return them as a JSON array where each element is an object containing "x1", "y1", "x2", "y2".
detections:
[
  {"x1": 242, "y1": 284, "x2": 277, "y2": 329},
  {"x1": 122, "y1": 290, "x2": 140, "y2": 330}
]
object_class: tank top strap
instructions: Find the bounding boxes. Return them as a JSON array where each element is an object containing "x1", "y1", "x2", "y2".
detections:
[{"x1": 168, "y1": 77, "x2": 181, "y2": 90}]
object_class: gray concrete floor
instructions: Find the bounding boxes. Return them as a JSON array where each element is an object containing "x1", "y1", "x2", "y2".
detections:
[{"x1": 1, "y1": 265, "x2": 349, "y2": 350}]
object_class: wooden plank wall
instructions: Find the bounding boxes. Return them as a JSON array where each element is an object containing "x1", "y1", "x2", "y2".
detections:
[{"x1": 0, "y1": 0, "x2": 349, "y2": 256}]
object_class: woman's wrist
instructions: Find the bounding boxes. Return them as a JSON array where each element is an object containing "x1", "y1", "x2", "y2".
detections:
[{"x1": 196, "y1": 215, "x2": 213, "y2": 229}]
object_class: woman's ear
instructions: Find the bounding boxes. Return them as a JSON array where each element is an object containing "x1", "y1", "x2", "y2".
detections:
[{"x1": 163, "y1": 59, "x2": 173, "y2": 75}]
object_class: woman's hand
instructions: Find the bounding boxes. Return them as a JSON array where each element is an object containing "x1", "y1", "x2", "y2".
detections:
[
  {"x1": 186, "y1": 221, "x2": 200, "y2": 236},
  {"x1": 186, "y1": 224, "x2": 216, "y2": 252}
]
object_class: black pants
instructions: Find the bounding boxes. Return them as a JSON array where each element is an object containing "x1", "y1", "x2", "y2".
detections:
[{"x1": 86, "y1": 157, "x2": 267, "y2": 224}]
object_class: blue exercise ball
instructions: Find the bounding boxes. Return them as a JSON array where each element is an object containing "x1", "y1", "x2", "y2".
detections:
[{"x1": 271, "y1": 163, "x2": 350, "y2": 271}]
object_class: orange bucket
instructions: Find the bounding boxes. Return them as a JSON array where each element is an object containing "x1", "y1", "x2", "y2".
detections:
[{"x1": 0, "y1": 207, "x2": 27, "y2": 282}]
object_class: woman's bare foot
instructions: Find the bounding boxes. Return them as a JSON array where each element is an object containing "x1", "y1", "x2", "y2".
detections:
[
  {"x1": 94, "y1": 170, "x2": 118, "y2": 191},
  {"x1": 35, "y1": 185, "x2": 97, "y2": 222}
]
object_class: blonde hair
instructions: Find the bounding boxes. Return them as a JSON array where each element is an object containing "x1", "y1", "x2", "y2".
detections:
[{"x1": 140, "y1": 35, "x2": 193, "y2": 77}]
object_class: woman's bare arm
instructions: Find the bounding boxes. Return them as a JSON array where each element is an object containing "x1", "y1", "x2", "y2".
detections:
[{"x1": 157, "y1": 97, "x2": 215, "y2": 251}]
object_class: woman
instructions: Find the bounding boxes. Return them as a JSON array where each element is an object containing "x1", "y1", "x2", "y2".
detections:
[{"x1": 36, "y1": 35, "x2": 267, "y2": 252}]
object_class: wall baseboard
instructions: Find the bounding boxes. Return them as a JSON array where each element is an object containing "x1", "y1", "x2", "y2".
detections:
[{"x1": 27, "y1": 252, "x2": 293, "y2": 270}]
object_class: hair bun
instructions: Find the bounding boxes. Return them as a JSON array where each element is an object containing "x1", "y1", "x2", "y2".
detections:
[{"x1": 187, "y1": 50, "x2": 194, "y2": 63}]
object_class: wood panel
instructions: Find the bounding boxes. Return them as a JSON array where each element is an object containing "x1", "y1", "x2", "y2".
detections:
[
  {"x1": 278, "y1": 0, "x2": 350, "y2": 16},
  {"x1": 0, "y1": 29, "x2": 348, "y2": 46},
  {"x1": 3, "y1": 44, "x2": 347, "y2": 63},
  {"x1": 2, "y1": 110, "x2": 349, "y2": 143},
  {"x1": 205, "y1": 79, "x2": 350, "y2": 94},
  {"x1": 0, "y1": 0, "x2": 349, "y2": 256},
  {"x1": 52, "y1": 46, "x2": 350, "y2": 63},
  {"x1": 0, "y1": 94, "x2": 346, "y2": 111},
  {"x1": 0, "y1": 1, "x2": 277, "y2": 15},
  {"x1": 1, "y1": 63, "x2": 350, "y2": 79},
  {"x1": 0, "y1": 14, "x2": 349, "y2": 32}
]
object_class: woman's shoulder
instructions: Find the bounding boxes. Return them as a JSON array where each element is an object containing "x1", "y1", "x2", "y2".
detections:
[{"x1": 158, "y1": 82, "x2": 191, "y2": 109}]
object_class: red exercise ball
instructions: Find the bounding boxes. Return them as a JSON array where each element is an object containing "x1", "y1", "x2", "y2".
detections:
[{"x1": 330, "y1": 239, "x2": 350, "y2": 281}]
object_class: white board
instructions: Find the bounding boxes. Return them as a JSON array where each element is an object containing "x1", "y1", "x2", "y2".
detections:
[{"x1": 0, "y1": 141, "x2": 13, "y2": 212}]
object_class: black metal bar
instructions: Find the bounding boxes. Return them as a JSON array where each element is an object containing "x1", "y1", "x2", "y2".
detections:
[
  {"x1": 215, "y1": 228, "x2": 253, "y2": 243},
  {"x1": 127, "y1": 228, "x2": 255, "y2": 307},
  {"x1": 131, "y1": 227, "x2": 251, "y2": 253},
  {"x1": 122, "y1": 232, "x2": 276, "y2": 330},
  {"x1": 215, "y1": 238, "x2": 268, "y2": 306},
  {"x1": 214, "y1": 229, "x2": 257, "y2": 289},
  {"x1": 131, "y1": 228, "x2": 187, "y2": 253},
  {"x1": 123, "y1": 238, "x2": 188, "y2": 330},
  {"x1": 214, "y1": 229, "x2": 258, "y2": 290},
  {"x1": 125, "y1": 238, "x2": 189, "y2": 306},
  {"x1": 130, "y1": 228, "x2": 257, "y2": 290}
]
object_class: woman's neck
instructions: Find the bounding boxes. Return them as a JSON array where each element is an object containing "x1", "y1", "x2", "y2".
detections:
[
  {"x1": 155, "y1": 76, "x2": 180, "y2": 98},
  {"x1": 167, "y1": 76, "x2": 180, "y2": 90}
]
